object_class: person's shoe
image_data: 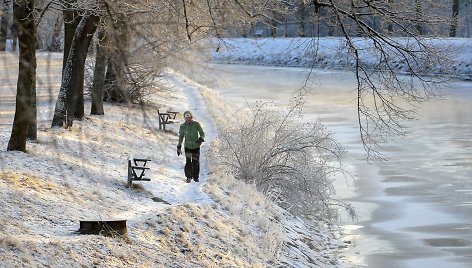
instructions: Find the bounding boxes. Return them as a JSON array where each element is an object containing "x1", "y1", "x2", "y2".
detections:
[
  {"x1": 194, "y1": 178, "x2": 199, "y2": 182},
  {"x1": 186, "y1": 177, "x2": 192, "y2": 183}
]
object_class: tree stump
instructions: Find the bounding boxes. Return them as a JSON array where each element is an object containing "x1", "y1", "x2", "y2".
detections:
[{"x1": 78, "y1": 220, "x2": 127, "y2": 237}]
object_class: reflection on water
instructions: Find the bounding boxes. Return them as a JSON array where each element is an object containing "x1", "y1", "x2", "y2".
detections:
[
  {"x1": 191, "y1": 64, "x2": 472, "y2": 268},
  {"x1": 423, "y1": 238, "x2": 472, "y2": 247}
]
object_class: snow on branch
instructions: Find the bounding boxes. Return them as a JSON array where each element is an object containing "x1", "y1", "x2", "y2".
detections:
[{"x1": 214, "y1": 99, "x2": 354, "y2": 220}]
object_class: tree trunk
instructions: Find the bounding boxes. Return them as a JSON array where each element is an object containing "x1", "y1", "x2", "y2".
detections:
[
  {"x1": 298, "y1": 2, "x2": 306, "y2": 37},
  {"x1": 62, "y1": 10, "x2": 80, "y2": 74},
  {"x1": 467, "y1": 0, "x2": 471, "y2": 38},
  {"x1": 415, "y1": 0, "x2": 424, "y2": 35},
  {"x1": 270, "y1": 15, "x2": 277, "y2": 37},
  {"x1": 74, "y1": 16, "x2": 98, "y2": 119},
  {"x1": 328, "y1": 11, "x2": 336, "y2": 36},
  {"x1": 386, "y1": 0, "x2": 394, "y2": 33},
  {"x1": 51, "y1": 15, "x2": 98, "y2": 128},
  {"x1": 104, "y1": 55, "x2": 127, "y2": 102},
  {"x1": 8, "y1": 0, "x2": 36, "y2": 151},
  {"x1": 27, "y1": 70, "x2": 37, "y2": 140},
  {"x1": 10, "y1": 21, "x2": 16, "y2": 51},
  {"x1": 0, "y1": 0, "x2": 9, "y2": 51},
  {"x1": 62, "y1": 9, "x2": 86, "y2": 120},
  {"x1": 91, "y1": 26, "x2": 107, "y2": 115},
  {"x1": 49, "y1": 14, "x2": 63, "y2": 52},
  {"x1": 450, "y1": 0, "x2": 460, "y2": 37},
  {"x1": 103, "y1": 14, "x2": 129, "y2": 103}
]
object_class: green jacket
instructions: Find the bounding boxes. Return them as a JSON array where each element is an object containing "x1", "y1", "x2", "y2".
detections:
[{"x1": 178, "y1": 121, "x2": 205, "y2": 149}]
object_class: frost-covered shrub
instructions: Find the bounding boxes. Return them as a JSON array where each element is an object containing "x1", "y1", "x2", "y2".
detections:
[{"x1": 216, "y1": 101, "x2": 352, "y2": 219}]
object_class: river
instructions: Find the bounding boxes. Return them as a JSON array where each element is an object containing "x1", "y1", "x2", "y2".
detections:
[{"x1": 186, "y1": 63, "x2": 472, "y2": 268}]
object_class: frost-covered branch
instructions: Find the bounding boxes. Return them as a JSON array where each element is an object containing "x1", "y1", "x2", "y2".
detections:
[{"x1": 305, "y1": 0, "x2": 452, "y2": 159}]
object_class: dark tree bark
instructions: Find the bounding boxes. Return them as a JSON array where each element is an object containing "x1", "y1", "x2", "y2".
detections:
[
  {"x1": 28, "y1": 69, "x2": 37, "y2": 140},
  {"x1": 386, "y1": 0, "x2": 394, "y2": 33},
  {"x1": 73, "y1": 15, "x2": 98, "y2": 119},
  {"x1": 104, "y1": 55, "x2": 126, "y2": 102},
  {"x1": 8, "y1": 0, "x2": 36, "y2": 151},
  {"x1": 450, "y1": 0, "x2": 460, "y2": 37},
  {"x1": 415, "y1": 0, "x2": 424, "y2": 35},
  {"x1": 62, "y1": 9, "x2": 88, "y2": 120},
  {"x1": 328, "y1": 11, "x2": 336, "y2": 36},
  {"x1": 10, "y1": 21, "x2": 17, "y2": 51},
  {"x1": 51, "y1": 14, "x2": 98, "y2": 128},
  {"x1": 103, "y1": 14, "x2": 129, "y2": 103},
  {"x1": 269, "y1": 12, "x2": 277, "y2": 37},
  {"x1": 48, "y1": 14, "x2": 63, "y2": 52},
  {"x1": 91, "y1": 26, "x2": 107, "y2": 115},
  {"x1": 62, "y1": 10, "x2": 80, "y2": 74},
  {"x1": 0, "y1": 0, "x2": 9, "y2": 51}
]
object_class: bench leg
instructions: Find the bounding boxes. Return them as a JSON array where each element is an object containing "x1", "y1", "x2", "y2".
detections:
[
  {"x1": 127, "y1": 176, "x2": 132, "y2": 188},
  {"x1": 127, "y1": 161, "x2": 133, "y2": 188}
]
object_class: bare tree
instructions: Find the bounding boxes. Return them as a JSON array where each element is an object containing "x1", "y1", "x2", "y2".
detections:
[
  {"x1": 300, "y1": 0, "x2": 451, "y2": 159},
  {"x1": 86, "y1": 0, "x2": 284, "y2": 106},
  {"x1": 7, "y1": 0, "x2": 36, "y2": 151}
]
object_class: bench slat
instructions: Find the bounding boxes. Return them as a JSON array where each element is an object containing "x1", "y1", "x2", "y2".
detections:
[
  {"x1": 133, "y1": 178, "x2": 151, "y2": 181},
  {"x1": 133, "y1": 158, "x2": 151, "y2": 162},
  {"x1": 130, "y1": 166, "x2": 150, "y2": 170}
]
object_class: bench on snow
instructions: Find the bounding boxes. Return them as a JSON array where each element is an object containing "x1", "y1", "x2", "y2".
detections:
[
  {"x1": 127, "y1": 157, "x2": 151, "y2": 188},
  {"x1": 158, "y1": 110, "x2": 179, "y2": 131}
]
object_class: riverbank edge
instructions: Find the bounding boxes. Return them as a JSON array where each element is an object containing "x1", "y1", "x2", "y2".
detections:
[{"x1": 209, "y1": 37, "x2": 472, "y2": 81}]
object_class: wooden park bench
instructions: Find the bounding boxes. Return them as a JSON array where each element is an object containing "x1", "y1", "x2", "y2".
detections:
[
  {"x1": 158, "y1": 110, "x2": 179, "y2": 131},
  {"x1": 127, "y1": 157, "x2": 151, "y2": 188}
]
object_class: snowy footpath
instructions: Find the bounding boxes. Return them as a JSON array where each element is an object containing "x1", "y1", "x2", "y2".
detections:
[{"x1": 0, "y1": 53, "x2": 347, "y2": 267}]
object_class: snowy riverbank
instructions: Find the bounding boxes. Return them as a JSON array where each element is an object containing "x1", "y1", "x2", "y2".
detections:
[{"x1": 210, "y1": 37, "x2": 472, "y2": 80}]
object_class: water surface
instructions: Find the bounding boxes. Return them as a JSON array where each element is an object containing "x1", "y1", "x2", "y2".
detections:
[{"x1": 192, "y1": 63, "x2": 472, "y2": 268}]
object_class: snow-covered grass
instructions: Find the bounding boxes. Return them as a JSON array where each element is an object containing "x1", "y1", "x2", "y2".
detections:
[{"x1": 0, "y1": 53, "x2": 346, "y2": 267}]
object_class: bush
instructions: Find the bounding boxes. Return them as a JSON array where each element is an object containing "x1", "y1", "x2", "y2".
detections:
[{"x1": 215, "y1": 101, "x2": 353, "y2": 219}]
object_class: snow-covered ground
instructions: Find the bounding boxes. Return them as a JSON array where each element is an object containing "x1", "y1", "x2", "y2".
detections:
[{"x1": 0, "y1": 52, "x2": 346, "y2": 267}]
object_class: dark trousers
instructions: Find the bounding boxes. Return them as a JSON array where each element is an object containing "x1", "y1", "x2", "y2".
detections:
[{"x1": 184, "y1": 148, "x2": 200, "y2": 179}]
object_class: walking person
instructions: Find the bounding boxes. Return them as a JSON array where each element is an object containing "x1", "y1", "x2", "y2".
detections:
[{"x1": 177, "y1": 111, "x2": 205, "y2": 183}]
